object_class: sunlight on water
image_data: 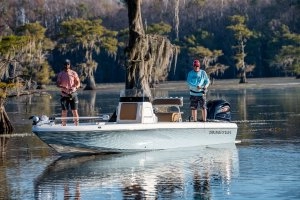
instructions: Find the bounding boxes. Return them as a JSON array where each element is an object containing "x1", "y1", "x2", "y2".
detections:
[{"x1": 1, "y1": 86, "x2": 300, "y2": 199}]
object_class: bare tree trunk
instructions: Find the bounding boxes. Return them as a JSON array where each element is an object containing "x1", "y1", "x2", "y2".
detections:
[
  {"x1": 239, "y1": 40, "x2": 247, "y2": 83},
  {"x1": 0, "y1": 98, "x2": 14, "y2": 134},
  {"x1": 84, "y1": 67, "x2": 96, "y2": 90},
  {"x1": 1, "y1": 137, "x2": 9, "y2": 154},
  {"x1": 126, "y1": 0, "x2": 144, "y2": 48},
  {"x1": 125, "y1": 0, "x2": 145, "y2": 90},
  {"x1": 84, "y1": 76, "x2": 96, "y2": 90},
  {"x1": 239, "y1": 70, "x2": 246, "y2": 83},
  {"x1": 125, "y1": 0, "x2": 178, "y2": 95}
]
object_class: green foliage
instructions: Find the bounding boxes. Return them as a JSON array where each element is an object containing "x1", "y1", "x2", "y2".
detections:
[
  {"x1": 16, "y1": 22, "x2": 46, "y2": 39},
  {"x1": 188, "y1": 46, "x2": 223, "y2": 59},
  {"x1": 146, "y1": 22, "x2": 172, "y2": 36},
  {"x1": 227, "y1": 15, "x2": 253, "y2": 43},
  {"x1": 102, "y1": 37, "x2": 118, "y2": 54},
  {"x1": 0, "y1": 82, "x2": 18, "y2": 98},
  {"x1": 0, "y1": 22, "x2": 54, "y2": 87},
  {"x1": 31, "y1": 63, "x2": 55, "y2": 85},
  {"x1": 0, "y1": 35, "x2": 29, "y2": 57},
  {"x1": 273, "y1": 26, "x2": 300, "y2": 76},
  {"x1": 183, "y1": 29, "x2": 226, "y2": 76},
  {"x1": 58, "y1": 18, "x2": 118, "y2": 85},
  {"x1": 59, "y1": 18, "x2": 118, "y2": 54},
  {"x1": 227, "y1": 15, "x2": 254, "y2": 82},
  {"x1": 183, "y1": 30, "x2": 215, "y2": 48},
  {"x1": 184, "y1": 35, "x2": 196, "y2": 46}
]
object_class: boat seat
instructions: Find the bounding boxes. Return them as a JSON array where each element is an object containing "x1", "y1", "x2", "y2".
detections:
[
  {"x1": 156, "y1": 112, "x2": 181, "y2": 122},
  {"x1": 152, "y1": 98, "x2": 183, "y2": 106},
  {"x1": 119, "y1": 103, "x2": 137, "y2": 120}
]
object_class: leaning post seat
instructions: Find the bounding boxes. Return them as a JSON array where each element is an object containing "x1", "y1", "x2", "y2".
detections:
[
  {"x1": 152, "y1": 97, "x2": 183, "y2": 122},
  {"x1": 152, "y1": 97, "x2": 183, "y2": 106}
]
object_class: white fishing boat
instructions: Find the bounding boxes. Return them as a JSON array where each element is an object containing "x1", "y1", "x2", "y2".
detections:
[{"x1": 30, "y1": 89, "x2": 238, "y2": 155}]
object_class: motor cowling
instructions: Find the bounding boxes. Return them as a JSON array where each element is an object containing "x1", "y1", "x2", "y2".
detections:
[{"x1": 207, "y1": 99, "x2": 231, "y2": 121}]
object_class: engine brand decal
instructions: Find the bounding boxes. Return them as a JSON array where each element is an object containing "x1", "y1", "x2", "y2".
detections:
[{"x1": 209, "y1": 130, "x2": 232, "y2": 134}]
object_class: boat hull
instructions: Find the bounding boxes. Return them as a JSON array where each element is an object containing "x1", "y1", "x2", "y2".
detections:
[{"x1": 32, "y1": 121, "x2": 237, "y2": 154}]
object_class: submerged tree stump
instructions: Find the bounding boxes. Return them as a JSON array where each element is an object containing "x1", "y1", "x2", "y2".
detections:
[{"x1": 0, "y1": 98, "x2": 14, "y2": 134}]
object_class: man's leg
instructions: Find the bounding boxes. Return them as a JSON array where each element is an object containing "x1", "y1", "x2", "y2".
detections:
[
  {"x1": 201, "y1": 108, "x2": 207, "y2": 122},
  {"x1": 191, "y1": 109, "x2": 197, "y2": 122},
  {"x1": 72, "y1": 110, "x2": 79, "y2": 125},
  {"x1": 70, "y1": 96, "x2": 79, "y2": 125},
  {"x1": 190, "y1": 95, "x2": 198, "y2": 122},
  {"x1": 200, "y1": 96, "x2": 207, "y2": 122},
  {"x1": 61, "y1": 110, "x2": 67, "y2": 126},
  {"x1": 61, "y1": 97, "x2": 67, "y2": 126}
]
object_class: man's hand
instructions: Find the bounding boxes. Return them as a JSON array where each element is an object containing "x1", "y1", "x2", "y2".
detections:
[
  {"x1": 70, "y1": 87, "x2": 77, "y2": 93},
  {"x1": 58, "y1": 85, "x2": 66, "y2": 89}
]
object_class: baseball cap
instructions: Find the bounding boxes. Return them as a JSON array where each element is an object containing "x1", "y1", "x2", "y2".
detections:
[
  {"x1": 193, "y1": 60, "x2": 200, "y2": 67},
  {"x1": 64, "y1": 59, "x2": 71, "y2": 65}
]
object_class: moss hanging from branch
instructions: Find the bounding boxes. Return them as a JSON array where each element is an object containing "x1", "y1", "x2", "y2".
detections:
[
  {"x1": 126, "y1": 34, "x2": 178, "y2": 95},
  {"x1": 174, "y1": 0, "x2": 180, "y2": 39}
]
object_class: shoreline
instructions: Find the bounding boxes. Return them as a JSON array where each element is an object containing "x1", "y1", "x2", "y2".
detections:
[
  {"x1": 95, "y1": 77, "x2": 300, "y2": 91},
  {"x1": 12, "y1": 77, "x2": 299, "y2": 95}
]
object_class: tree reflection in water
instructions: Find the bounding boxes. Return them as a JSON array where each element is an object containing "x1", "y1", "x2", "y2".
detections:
[
  {"x1": 193, "y1": 171, "x2": 210, "y2": 199},
  {"x1": 64, "y1": 182, "x2": 81, "y2": 200},
  {"x1": 0, "y1": 137, "x2": 9, "y2": 200}
]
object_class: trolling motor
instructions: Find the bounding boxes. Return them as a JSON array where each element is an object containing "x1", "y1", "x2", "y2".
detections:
[
  {"x1": 207, "y1": 99, "x2": 231, "y2": 121},
  {"x1": 29, "y1": 115, "x2": 50, "y2": 125}
]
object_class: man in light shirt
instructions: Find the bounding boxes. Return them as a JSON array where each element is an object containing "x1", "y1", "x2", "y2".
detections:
[
  {"x1": 187, "y1": 59, "x2": 210, "y2": 122},
  {"x1": 56, "y1": 59, "x2": 81, "y2": 126}
]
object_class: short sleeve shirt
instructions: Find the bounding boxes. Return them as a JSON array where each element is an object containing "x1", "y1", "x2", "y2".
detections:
[{"x1": 57, "y1": 70, "x2": 79, "y2": 96}]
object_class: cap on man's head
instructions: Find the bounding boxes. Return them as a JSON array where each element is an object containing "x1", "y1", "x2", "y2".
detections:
[
  {"x1": 64, "y1": 59, "x2": 71, "y2": 65},
  {"x1": 193, "y1": 59, "x2": 200, "y2": 67}
]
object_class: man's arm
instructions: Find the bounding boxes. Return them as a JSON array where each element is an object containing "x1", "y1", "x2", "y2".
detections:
[
  {"x1": 74, "y1": 73, "x2": 80, "y2": 89},
  {"x1": 56, "y1": 73, "x2": 62, "y2": 88},
  {"x1": 187, "y1": 71, "x2": 197, "y2": 87}
]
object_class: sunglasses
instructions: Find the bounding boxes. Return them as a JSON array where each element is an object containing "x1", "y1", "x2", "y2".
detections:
[{"x1": 193, "y1": 65, "x2": 200, "y2": 67}]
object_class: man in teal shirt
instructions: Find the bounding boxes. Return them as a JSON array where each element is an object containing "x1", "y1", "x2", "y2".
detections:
[{"x1": 187, "y1": 60, "x2": 210, "y2": 122}]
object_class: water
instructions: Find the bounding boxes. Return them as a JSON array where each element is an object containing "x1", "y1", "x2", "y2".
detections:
[{"x1": 1, "y1": 83, "x2": 300, "y2": 200}]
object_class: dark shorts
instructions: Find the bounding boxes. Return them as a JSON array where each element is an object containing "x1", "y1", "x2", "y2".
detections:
[
  {"x1": 60, "y1": 94, "x2": 78, "y2": 110},
  {"x1": 190, "y1": 95, "x2": 207, "y2": 110}
]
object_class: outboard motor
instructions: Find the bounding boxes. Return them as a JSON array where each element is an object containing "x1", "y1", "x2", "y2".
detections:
[{"x1": 207, "y1": 99, "x2": 231, "y2": 121}]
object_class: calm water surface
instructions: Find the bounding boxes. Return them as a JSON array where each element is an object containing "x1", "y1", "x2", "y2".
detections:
[{"x1": 1, "y1": 85, "x2": 300, "y2": 200}]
